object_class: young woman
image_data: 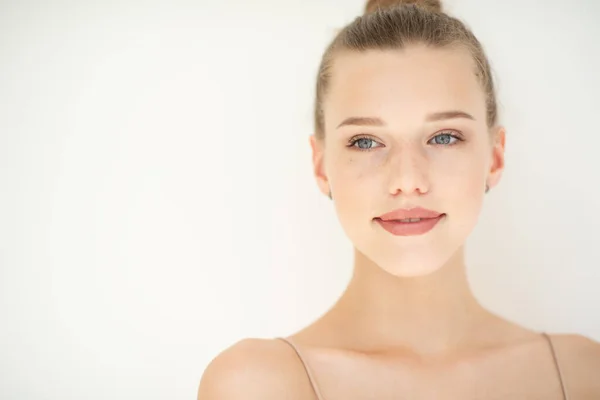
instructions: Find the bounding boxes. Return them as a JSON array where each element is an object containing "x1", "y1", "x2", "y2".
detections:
[{"x1": 198, "y1": 0, "x2": 600, "y2": 398}]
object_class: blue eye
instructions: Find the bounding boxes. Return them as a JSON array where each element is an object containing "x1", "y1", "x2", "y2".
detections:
[
  {"x1": 348, "y1": 136, "x2": 381, "y2": 151},
  {"x1": 429, "y1": 132, "x2": 462, "y2": 146}
]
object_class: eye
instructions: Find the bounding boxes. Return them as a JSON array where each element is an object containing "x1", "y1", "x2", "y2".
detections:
[
  {"x1": 348, "y1": 135, "x2": 383, "y2": 151},
  {"x1": 428, "y1": 131, "x2": 463, "y2": 146}
]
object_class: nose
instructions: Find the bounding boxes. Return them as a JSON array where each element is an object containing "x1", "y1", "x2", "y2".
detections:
[{"x1": 385, "y1": 147, "x2": 430, "y2": 196}]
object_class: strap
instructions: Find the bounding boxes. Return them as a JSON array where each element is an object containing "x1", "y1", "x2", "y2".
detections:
[
  {"x1": 277, "y1": 337, "x2": 326, "y2": 400},
  {"x1": 542, "y1": 332, "x2": 569, "y2": 400}
]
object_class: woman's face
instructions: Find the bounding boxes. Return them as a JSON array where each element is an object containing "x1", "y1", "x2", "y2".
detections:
[{"x1": 311, "y1": 45, "x2": 505, "y2": 277}]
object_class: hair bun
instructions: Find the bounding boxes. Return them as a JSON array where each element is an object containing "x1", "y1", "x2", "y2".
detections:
[{"x1": 364, "y1": 0, "x2": 443, "y2": 14}]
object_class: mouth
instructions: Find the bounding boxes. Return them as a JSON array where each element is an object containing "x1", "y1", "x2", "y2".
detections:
[{"x1": 374, "y1": 207, "x2": 445, "y2": 236}]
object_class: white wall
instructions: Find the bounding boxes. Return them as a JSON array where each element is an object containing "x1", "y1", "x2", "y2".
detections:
[{"x1": 1, "y1": 0, "x2": 599, "y2": 399}]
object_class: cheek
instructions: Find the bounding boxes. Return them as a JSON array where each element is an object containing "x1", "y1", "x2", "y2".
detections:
[
  {"x1": 330, "y1": 150, "x2": 386, "y2": 189},
  {"x1": 327, "y1": 152, "x2": 386, "y2": 219},
  {"x1": 429, "y1": 149, "x2": 487, "y2": 221},
  {"x1": 430, "y1": 143, "x2": 488, "y2": 185}
]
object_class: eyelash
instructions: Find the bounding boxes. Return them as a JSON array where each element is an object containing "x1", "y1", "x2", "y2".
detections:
[{"x1": 347, "y1": 131, "x2": 464, "y2": 151}]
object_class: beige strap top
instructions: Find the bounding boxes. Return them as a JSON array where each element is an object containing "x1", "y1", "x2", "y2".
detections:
[{"x1": 278, "y1": 333, "x2": 568, "y2": 400}]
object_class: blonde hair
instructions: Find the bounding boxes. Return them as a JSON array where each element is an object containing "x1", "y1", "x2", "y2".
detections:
[{"x1": 314, "y1": 0, "x2": 498, "y2": 139}]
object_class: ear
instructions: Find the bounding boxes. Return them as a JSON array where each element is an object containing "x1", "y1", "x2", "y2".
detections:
[
  {"x1": 487, "y1": 126, "x2": 506, "y2": 190},
  {"x1": 309, "y1": 134, "x2": 330, "y2": 197}
]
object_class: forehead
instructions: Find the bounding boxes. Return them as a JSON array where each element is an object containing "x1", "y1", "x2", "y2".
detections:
[{"x1": 323, "y1": 45, "x2": 487, "y2": 130}]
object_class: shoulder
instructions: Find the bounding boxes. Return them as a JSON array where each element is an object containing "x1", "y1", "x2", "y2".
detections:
[
  {"x1": 549, "y1": 333, "x2": 600, "y2": 396},
  {"x1": 197, "y1": 338, "x2": 316, "y2": 400}
]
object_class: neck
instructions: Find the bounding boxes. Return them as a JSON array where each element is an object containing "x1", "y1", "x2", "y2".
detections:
[{"x1": 330, "y1": 246, "x2": 492, "y2": 356}]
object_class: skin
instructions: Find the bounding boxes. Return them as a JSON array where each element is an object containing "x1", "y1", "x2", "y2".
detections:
[{"x1": 198, "y1": 45, "x2": 600, "y2": 399}]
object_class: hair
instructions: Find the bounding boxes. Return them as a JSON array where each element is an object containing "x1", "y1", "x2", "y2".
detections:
[{"x1": 314, "y1": 0, "x2": 498, "y2": 140}]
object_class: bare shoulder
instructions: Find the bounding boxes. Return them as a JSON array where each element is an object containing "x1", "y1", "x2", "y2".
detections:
[
  {"x1": 197, "y1": 338, "x2": 315, "y2": 400},
  {"x1": 549, "y1": 333, "x2": 600, "y2": 396}
]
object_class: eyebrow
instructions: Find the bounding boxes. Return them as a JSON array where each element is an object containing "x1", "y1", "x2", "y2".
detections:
[{"x1": 336, "y1": 110, "x2": 475, "y2": 129}]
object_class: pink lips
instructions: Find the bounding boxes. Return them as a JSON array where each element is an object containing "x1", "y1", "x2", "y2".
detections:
[{"x1": 374, "y1": 207, "x2": 445, "y2": 236}]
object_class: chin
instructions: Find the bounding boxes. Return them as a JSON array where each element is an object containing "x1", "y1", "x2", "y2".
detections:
[
  {"x1": 351, "y1": 232, "x2": 464, "y2": 278},
  {"x1": 342, "y1": 214, "x2": 474, "y2": 278},
  {"x1": 371, "y1": 250, "x2": 453, "y2": 278}
]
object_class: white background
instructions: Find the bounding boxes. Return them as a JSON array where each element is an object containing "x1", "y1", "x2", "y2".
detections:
[{"x1": 1, "y1": 0, "x2": 599, "y2": 399}]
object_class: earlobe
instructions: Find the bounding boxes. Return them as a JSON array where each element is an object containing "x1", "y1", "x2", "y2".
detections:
[{"x1": 309, "y1": 135, "x2": 330, "y2": 197}]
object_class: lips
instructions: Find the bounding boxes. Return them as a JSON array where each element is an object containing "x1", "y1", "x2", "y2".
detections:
[
  {"x1": 374, "y1": 207, "x2": 445, "y2": 236},
  {"x1": 377, "y1": 207, "x2": 443, "y2": 221}
]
